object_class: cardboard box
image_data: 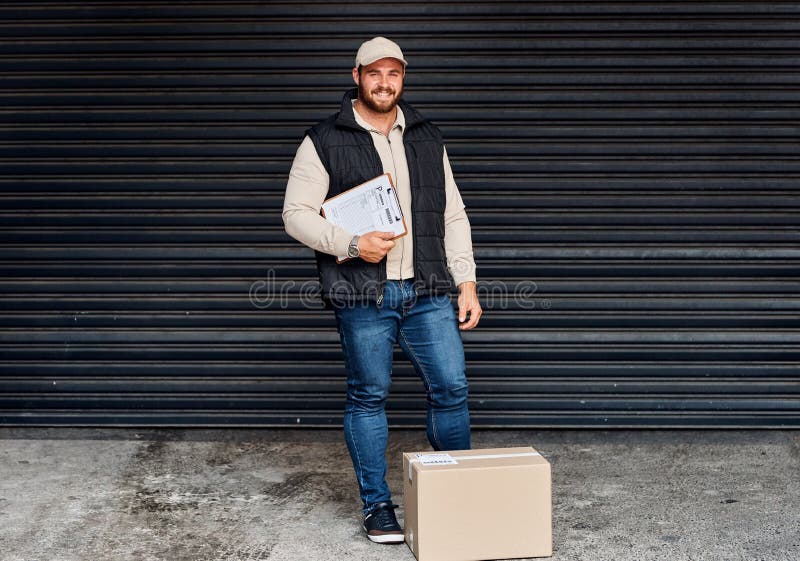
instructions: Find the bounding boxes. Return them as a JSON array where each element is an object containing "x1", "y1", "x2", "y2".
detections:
[{"x1": 402, "y1": 446, "x2": 552, "y2": 561}]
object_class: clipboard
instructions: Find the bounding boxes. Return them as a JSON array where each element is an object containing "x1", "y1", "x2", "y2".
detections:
[{"x1": 320, "y1": 173, "x2": 408, "y2": 264}]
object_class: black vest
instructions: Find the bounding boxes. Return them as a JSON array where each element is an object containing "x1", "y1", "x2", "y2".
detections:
[{"x1": 306, "y1": 88, "x2": 454, "y2": 307}]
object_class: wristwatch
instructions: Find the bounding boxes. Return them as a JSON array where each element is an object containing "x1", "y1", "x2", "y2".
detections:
[{"x1": 347, "y1": 235, "x2": 361, "y2": 258}]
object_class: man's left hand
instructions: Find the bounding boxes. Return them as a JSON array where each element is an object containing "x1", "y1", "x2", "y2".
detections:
[{"x1": 457, "y1": 281, "x2": 482, "y2": 330}]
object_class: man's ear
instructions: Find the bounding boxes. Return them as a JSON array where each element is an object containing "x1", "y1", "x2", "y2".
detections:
[{"x1": 352, "y1": 67, "x2": 359, "y2": 85}]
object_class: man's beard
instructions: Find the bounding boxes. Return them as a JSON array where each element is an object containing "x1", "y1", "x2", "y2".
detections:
[{"x1": 358, "y1": 81, "x2": 402, "y2": 114}]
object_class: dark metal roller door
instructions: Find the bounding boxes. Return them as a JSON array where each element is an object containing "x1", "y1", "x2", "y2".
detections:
[{"x1": 1, "y1": 2, "x2": 798, "y2": 428}]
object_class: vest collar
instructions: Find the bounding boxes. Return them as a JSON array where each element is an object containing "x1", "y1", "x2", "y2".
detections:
[{"x1": 335, "y1": 87, "x2": 426, "y2": 131}]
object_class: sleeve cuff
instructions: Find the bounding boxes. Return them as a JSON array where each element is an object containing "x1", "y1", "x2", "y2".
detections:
[
  {"x1": 450, "y1": 262, "x2": 477, "y2": 287},
  {"x1": 333, "y1": 229, "x2": 355, "y2": 258}
]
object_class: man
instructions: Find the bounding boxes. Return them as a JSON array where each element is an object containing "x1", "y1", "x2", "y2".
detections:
[{"x1": 282, "y1": 36, "x2": 482, "y2": 544}]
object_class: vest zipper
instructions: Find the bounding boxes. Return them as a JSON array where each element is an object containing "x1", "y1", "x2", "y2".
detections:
[
  {"x1": 386, "y1": 133, "x2": 406, "y2": 280},
  {"x1": 408, "y1": 155, "x2": 419, "y2": 296},
  {"x1": 375, "y1": 128, "x2": 398, "y2": 307},
  {"x1": 379, "y1": 131, "x2": 390, "y2": 307},
  {"x1": 362, "y1": 119, "x2": 401, "y2": 306}
]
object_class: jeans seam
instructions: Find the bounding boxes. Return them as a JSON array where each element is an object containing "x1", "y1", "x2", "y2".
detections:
[
  {"x1": 348, "y1": 411, "x2": 367, "y2": 500},
  {"x1": 399, "y1": 327, "x2": 441, "y2": 450},
  {"x1": 340, "y1": 322, "x2": 367, "y2": 498}
]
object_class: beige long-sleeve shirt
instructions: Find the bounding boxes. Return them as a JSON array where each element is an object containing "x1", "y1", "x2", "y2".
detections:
[{"x1": 283, "y1": 99, "x2": 476, "y2": 286}]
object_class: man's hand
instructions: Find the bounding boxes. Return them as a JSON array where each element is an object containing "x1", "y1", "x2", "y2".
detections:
[
  {"x1": 358, "y1": 231, "x2": 396, "y2": 263},
  {"x1": 457, "y1": 281, "x2": 482, "y2": 330}
]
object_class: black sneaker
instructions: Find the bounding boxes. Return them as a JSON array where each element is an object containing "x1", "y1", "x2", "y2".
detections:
[{"x1": 362, "y1": 501, "x2": 404, "y2": 544}]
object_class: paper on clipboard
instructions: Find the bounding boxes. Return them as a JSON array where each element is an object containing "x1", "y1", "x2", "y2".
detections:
[{"x1": 320, "y1": 173, "x2": 407, "y2": 263}]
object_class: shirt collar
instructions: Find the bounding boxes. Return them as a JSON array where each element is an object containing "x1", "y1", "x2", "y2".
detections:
[{"x1": 351, "y1": 98, "x2": 405, "y2": 133}]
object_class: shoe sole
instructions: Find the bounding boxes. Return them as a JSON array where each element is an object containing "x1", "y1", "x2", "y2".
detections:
[{"x1": 362, "y1": 524, "x2": 405, "y2": 544}]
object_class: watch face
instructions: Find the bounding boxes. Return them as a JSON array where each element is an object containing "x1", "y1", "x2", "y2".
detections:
[{"x1": 348, "y1": 246, "x2": 359, "y2": 258}]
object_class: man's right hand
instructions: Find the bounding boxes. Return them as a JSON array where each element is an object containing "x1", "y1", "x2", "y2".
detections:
[{"x1": 357, "y1": 231, "x2": 396, "y2": 263}]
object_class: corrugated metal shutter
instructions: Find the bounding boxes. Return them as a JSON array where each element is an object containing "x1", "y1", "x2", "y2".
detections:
[{"x1": 1, "y1": 2, "x2": 798, "y2": 428}]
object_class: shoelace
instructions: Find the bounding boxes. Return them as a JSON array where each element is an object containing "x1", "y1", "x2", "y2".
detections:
[{"x1": 369, "y1": 503, "x2": 399, "y2": 529}]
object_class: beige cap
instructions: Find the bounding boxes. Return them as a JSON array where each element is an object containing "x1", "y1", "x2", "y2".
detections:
[{"x1": 354, "y1": 36, "x2": 408, "y2": 68}]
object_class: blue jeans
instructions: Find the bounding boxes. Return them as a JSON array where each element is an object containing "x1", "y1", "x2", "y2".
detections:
[{"x1": 333, "y1": 279, "x2": 471, "y2": 516}]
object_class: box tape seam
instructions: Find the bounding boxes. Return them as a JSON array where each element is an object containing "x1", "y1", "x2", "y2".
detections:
[{"x1": 407, "y1": 451, "x2": 541, "y2": 482}]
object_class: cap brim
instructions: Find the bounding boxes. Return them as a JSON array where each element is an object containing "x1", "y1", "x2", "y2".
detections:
[{"x1": 359, "y1": 56, "x2": 408, "y2": 67}]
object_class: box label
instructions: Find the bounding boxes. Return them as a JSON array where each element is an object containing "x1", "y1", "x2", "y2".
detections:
[{"x1": 415, "y1": 452, "x2": 459, "y2": 465}]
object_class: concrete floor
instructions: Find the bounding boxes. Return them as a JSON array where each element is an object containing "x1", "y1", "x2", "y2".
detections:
[{"x1": 0, "y1": 428, "x2": 798, "y2": 561}]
